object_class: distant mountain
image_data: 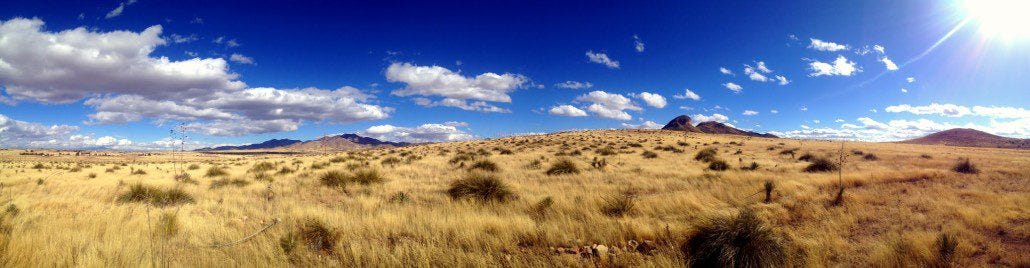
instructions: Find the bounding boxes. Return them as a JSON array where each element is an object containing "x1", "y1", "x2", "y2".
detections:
[
  {"x1": 661, "y1": 115, "x2": 702, "y2": 132},
  {"x1": 197, "y1": 139, "x2": 302, "y2": 151},
  {"x1": 197, "y1": 134, "x2": 408, "y2": 152},
  {"x1": 660, "y1": 115, "x2": 777, "y2": 138},
  {"x1": 281, "y1": 134, "x2": 409, "y2": 152},
  {"x1": 900, "y1": 128, "x2": 1029, "y2": 149}
]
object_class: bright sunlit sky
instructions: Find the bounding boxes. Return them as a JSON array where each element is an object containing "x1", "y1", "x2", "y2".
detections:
[{"x1": 0, "y1": 0, "x2": 1027, "y2": 150}]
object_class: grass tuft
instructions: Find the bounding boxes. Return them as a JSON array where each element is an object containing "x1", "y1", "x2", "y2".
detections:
[
  {"x1": 447, "y1": 173, "x2": 515, "y2": 202},
  {"x1": 803, "y1": 158, "x2": 839, "y2": 173},
  {"x1": 952, "y1": 158, "x2": 978, "y2": 174},
  {"x1": 545, "y1": 159, "x2": 580, "y2": 175},
  {"x1": 681, "y1": 209, "x2": 788, "y2": 267}
]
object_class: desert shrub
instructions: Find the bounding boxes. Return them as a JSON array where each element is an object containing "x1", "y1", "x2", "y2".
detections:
[
  {"x1": 591, "y1": 157, "x2": 607, "y2": 170},
  {"x1": 389, "y1": 192, "x2": 411, "y2": 204},
  {"x1": 863, "y1": 154, "x2": 879, "y2": 161},
  {"x1": 681, "y1": 209, "x2": 787, "y2": 267},
  {"x1": 832, "y1": 186, "x2": 845, "y2": 206},
  {"x1": 532, "y1": 196, "x2": 554, "y2": 218},
  {"x1": 210, "y1": 178, "x2": 250, "y2": 189},
  {"x1": 349, "y1": 169, "x2": 385, "y2": 185},
  {"x1": 952, "y1": 158, "x2": 978, "y2": 174},
  {"x1": 449, "y1": 152, "x2": 476, "y2": 164},
  {"x1": 130, "y1": 168, "x2": 147, "y2": 175},
  {"x1": 779, "y1": 148, "x2": 797, "y2": 158},
  {"x1": 253, "y1": 172, "x2": 273, "y2": 182},
  {"x1": 205, "y1": 166, "x2": 228, "y2": 177},
  {"x1": 935, "y1": 233, "x2": 958, "y2": 265},
  {"x1": 31, "y1": 163, "x2": 46, "y2": 169},
  {"x1": 87, "y1": 173, "x2": 97, "y2": 179},
  {"x1": 525, "y1": 159, "x2": 542, "y2": 169},
  {"x1": 546, "y1": 159, "x2": 580, "y2": 175},
  {"x1": 174, "y1": 173, "x2": 197, "y2": 184},
  {"x1": 5, "y1": 204, "x2": 19, "y2": 216},
  {"x1": 499, "y1": 149, "x2": 513, "y2": 155},
  {"x1": 468, "y1": 159, "x2": 499, "y2": 172},
  {"x1": 310, "y1": 162, "x2": 329, "y2": 170},
  {"x1": 694, "y1": 148, "x2": 718, "y2": 162},
  {"x1": 601, "y1": 193, "x2": 635, "y2": 217},
  {"x1": 707, "y1": 159, "x2": 729, "y2": 171},
  {"x1": 328, "y1": 156, "x2": 347, "y2": 163},
  {"x1": 641, "y1": 150, "x2": 658, "y2": 159},
  {"x1": 741, "y1": 162, "x2": 760, "y2": 171},
  {"x1": 677, "y1": 141, "x2": 689, "y2": 146},
  {"x1": 447, "y1": 173, "x2": 515, "y2": 202},
  {"x1": 320, "y1": 170, "x2": 349, "y2": 187},
  {"x1": 276, "y1": 166, "x2": 295, "y2": 175},
  {"x1": 118, "y1": 184, "x2": 194, "y2": 206},
  {"x1": 187, "y1": 164, "x2": 200, "y2": 170},
  {"x1": 298, "y1": 219, "x2": 337, "y2": 254},
  {"x1": 851, "y1": 149, "x2": 864, "y2": 155},
  {"x1": 69, "y1": 166, "x2": 82, "y2": 172},
  {"x1": 803, "y1": 158, "x2": 839, "y2": 172},
  {"x1": 920, "y1": 154, "x2": 933, "y2": 159},
  {"x1": 797, "y1": 153, "x2": 814, "y2": 161},
  {"x1": 158, "y1": 212, "x2": 179, "y2": 237}
]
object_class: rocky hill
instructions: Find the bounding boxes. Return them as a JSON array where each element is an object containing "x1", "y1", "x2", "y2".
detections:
[{"x1": 900, "y1": 128, "x2": 1029, "y2": 149}]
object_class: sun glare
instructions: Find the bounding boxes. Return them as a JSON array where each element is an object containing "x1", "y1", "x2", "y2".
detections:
[{"x1": 962, "y1": 0, "x2": 1030, "y2": 40}]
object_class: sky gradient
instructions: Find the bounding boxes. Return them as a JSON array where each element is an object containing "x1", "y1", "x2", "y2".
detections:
[{"x1": 0, "y1": 0, "x2": 1027, "y2": 150}]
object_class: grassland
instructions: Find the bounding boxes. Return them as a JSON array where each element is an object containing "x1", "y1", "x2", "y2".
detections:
[{"x1": 0, "y1": 129, "x2": 1026, "y2": 267}]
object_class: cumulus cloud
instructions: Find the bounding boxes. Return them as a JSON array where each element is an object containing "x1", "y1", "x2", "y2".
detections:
[
  {"x1": 554, "y1": 81, "x2": 593, "y2": 89},
  {"x1": 673, "y1": 88, "x2": 701, "y2": 100},
  {"x1": 723, "y1": 82, "x2": 743, "y2": 93},
  {"x1": 0, "y1": 18, "x2": 246, "y2": 103},
  {"x1": 775, "y1": 75, "x2": 790, "y2": 85},
  {"x1": 692, "y1": 113, "x2": 729, "y2": 123},
  {"x1": 971, "y1": 106, "x2": 1030, "y2": 119},
  {"x1": 873, "y1": 44, "x2": 886, "y2": 54},
  {"x1": 621, "y1": 121, "x2": 661, "y2": 129},
  {"x1": 169, "y1": 33, "x2": 199, "y2": 44},
  {"x1": 808, "y1": 55, "x2": 861, "y2": 77},
  {"x1": 808, "y1": 38, "x2": 848, "y2": 51},
  {"x1": 719, "y1": 67, "x2": 734, "y2": 76},
  {"x1": 182, "y1": 119, "x2": 300, "y2": 136},
  {"x1": 230, "y1": 53, "x2": 255, "y2": 64},
  {"x1": 743, "y1": 64, "x2": 770, "y2": 82},
  {"x1": 549, "y1": 105, "x2": 588, "y2": 117},
  {"x1": 632, "y1": 92, "x2": 667, "y2": 108},
  {"x1": 0, "y1": 113, "x2": 214, "y2": 150},
  {"x1": 575, "y1": 91, "x2": 641, "y2": 120},
  {"x1": 585, "y1": 51, "x2": 620, "y2": 68},
  {"x1": 105, "y1": 0, "x2": 137, "y2": 19},
  {"x1": 742, "y1": 110, "x2": 759, "y2": 116},
  {"x1": 359, "y1": 123, "x2": 475, "y2": 143},
  {"x1": 885, "y1": 103, "x2": 972, "y2": 117},
  {"x1": 773, "y1": 116, "x2": 1030, "y2": 141},
  {"x1": 879, "y1": 56, "x2": 898, "y2": 70},
  {"x1": 907, "y1": 77, "x2": 915, "y2": 83},
  {"x1": 387, "y1": 62, "x2": 525, "y2": 113},
  {"x1": 633, "y1": 35, "x2": 645, "y2": 52}
]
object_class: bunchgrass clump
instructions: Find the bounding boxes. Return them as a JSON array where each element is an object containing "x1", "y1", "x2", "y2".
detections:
[
  {"x1": 210, "y1": 178, "x2": 251, "y2": 189},
  {"x1": 694, "y1": 148, "x2": 718, "y2": 162},
  {"x1": 546, "y1": 159, "x2": 580, "y2": 175},
  {"x1": 468, "y1": 159, "x2": 499, "y2": 172},
  {"x1": 600, "y1": 193, "x2": 636, "y2": 217},
  {"x1": 863, "y1": 153, "x2": 879, "y2": 161},
  {"x1": 298, "y1": 219, "x2": 337, "y2": 254},
  {"x1": 803, "y1": 158, "x2": 839, "y2": 173},
  {"x1": 118, "y1": 184, "x2": 194, "y2": 206},
  {"x1": 707, "y1": 159, "x2": 729, "y2": 171},
  {"x1": 935, "y1": 232, "x2": 958, "y2": 265},
  {"x1": 158, "y1": 212, "x2": 179, "y2": 237},
  {"x1": 320, "y1": 170, "x2": 349, "y2": 187},
  {"x1": 952, "y1": 158, "x2": 978, "y2": 174},
  {"x1": 681, "y1": 209, "x2": 787, "y2": 267},
  {"x1": 349, "y1": 169, "x2": 385, "y2": 185},
  {"x1": 763, "y1": 180, "x2": 775, "y2": 203},
  {"x1": 205, "y1": 166, "x2": 228, "y2": 177},
  {"x1": 447, "y1": 173, "x2": 515, "y2": 202},
  {"x1": 641, "y1": 150, "x2": 658, "y2": 159},
  {"x1": 249, "y1": 162, "x2": 276, "y2": 173},
  {"x1": 798, "y1": 153, "x2": 814, "y2": 162}
]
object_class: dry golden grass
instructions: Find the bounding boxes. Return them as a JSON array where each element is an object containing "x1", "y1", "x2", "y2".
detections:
[{"x1": 0, "y1": 129, "x2": 1026, "y2": 267}]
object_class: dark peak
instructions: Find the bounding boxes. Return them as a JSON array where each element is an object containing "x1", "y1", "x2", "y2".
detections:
[{"x1": 662, "y1": 115, "x2": 701, "y2": 132}]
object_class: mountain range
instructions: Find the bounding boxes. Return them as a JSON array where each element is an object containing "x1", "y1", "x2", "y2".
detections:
[
  {"x1": 899, "y1": 128, "x2": 1029, "y2": 149},
  {"x1": 197, "y1": 134, "x2": 409, "y2": 152},
  {"x1": 661, "y1": 115, "x2": 778, "y2": 138}
]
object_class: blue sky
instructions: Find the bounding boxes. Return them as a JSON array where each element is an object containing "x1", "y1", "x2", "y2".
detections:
[{"x1": 0, "y1": 0, "x2": 1027, "y2": 150}]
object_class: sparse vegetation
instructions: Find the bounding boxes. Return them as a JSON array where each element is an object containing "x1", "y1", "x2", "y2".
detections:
[
  {"x1": 681, "y1": 209, "x2": 788, "y2": 267},
  {"x1": 952, "y1": 158, "x2": 979, "y2": 174},
  {"x1": 447, "y1": 173, "x2": 515, "y2": 202},
  {"x1": 117, "y1": 184, "x2": 194, "y2": 206},
  {"x1": 468, "y1": 159, "x2": 499, "y2": 172},
  {"x1": 803, "y1": 157, "x2": 839, "y2": 172},
  {"x1": 641, "y1": 150, "x2": 658, "y2": 158},
  {"x1": 600, "y1": 192, "x2": 635, "y2": 217},
  {"x1": 205, "y1": 166, "x2": 228, "y2": 177},
  {"x1": 545, "y1": 159, "x2": 579, "y2": 175},
  {"x1": 707, "y1": 159, "x2": 729, "y2": 171},
  {"x1": 694, "y1": 147, "x2": 718, "y2": 162}
]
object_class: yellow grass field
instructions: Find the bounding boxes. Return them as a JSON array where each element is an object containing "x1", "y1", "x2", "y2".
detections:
[{"x1": 0, "y1": 130, "x2": 1026, "y2": 267}]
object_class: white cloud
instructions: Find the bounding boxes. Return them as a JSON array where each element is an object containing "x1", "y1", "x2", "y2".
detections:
[
  {"x1": 770, "y1": 109, "x2": 779, "y2": 114},
  {"x1": 742, "y1": 110, "x2": 759, "y2": 116},
  {"x1": 548, "y1": 105, "x2": 588, "y2": 117},
  {"x1": 723, "y1": 82, "x2": 743, "y2": 93},
  {"x1": 744, "y1": 64, "x2": 770, "y2": 82},
  {"x1": 775, "y1": 75, "x2": 790, "y2": 85},
  {"x1": 880, "y1": 56, "x2": 898, "y2": 70},
  {"x1": 835, "y1": 119, "x2": 845, "y2": 123},
  {"x1": 621, "y1": 121, "x2": 661, "y2": 129},
  {"x1": 633, "y1": 92, "x2": 667, "y2": 108},
  {"x1": 813, "y1": 119, "x2": 821, "y2": 124},
  {"x1": 800, "y1": 106, "x2": 808, "y2": 111},
  {"x1": 413, "y1": 97, "x2": 510, "y2": 113},
  {"x1": 673, "y1": 88, "x2": 701, "y2": 100},
  {"x1": 182, "y1": 119, "x2": 299, "y2": 136},
  {"x1": 773, "y1": 116, "x2": 1030, "y2": 141},
  {"x1": 901, "y1": 88, "x2": 908, "y2": 93},
  {"x1": 808, "y1": 55, "x2": 861, "y2": 77},
  {"x1": 585, "y1": 51, "x2": 620, "y2": 69},
  {"x1": 885, "y1": 103, "x2": 972, "y2": 117},
  {"x1": 633, "y1": 35, "x2": 645, "y2": 52},
  {"x1": 555, "y1": 81, "x2": 593, "y2": 89},
  {"x1": 692, "y1": 113, "x2": 729, "y2": 123},
  {"x1": 169, "y1": 33, "x2": 199, "y2": 44},
  {"x1": 230, "y1": 53, "x2": 255, "y2": 65},
  {"x1": 873, "y1": 44, "x2": 885, "y2": 54},
  {"x1": 756, "y1": 61, "x2": 773, "y2": 73},
  {"x1": 212, "y1": 36, "x2": 240, "y2": 48},
  {"x1": 0, "y1": 18, "x2": 246, "y2": 103},
  {"x1": 387, "y1": 62, "x2": 525, "y2": 112},
  {"x1": 575, "y1": 91, "x2": 641, "y2": 120},
  {"x1": 0, "y1": 113, "x2": 216, "y2": 150},
  {"x1": 808, "y1": 38, "x2": 848, "y2": 51},
  {"x1": 907, "y1": 77, "x2": 915, "y2": 83},
  {"x1": 359, "y1": 123, "x2": 475, "y2": 143},
  {"x1": 971, "y1": 106, "x2": 1030, "y2": 119},
  {"x1": 105, "y1": 0, "x2": 137, "y2": 19},
  {"x1": 719, "y1": 67, "x2": 734, "y2": 76}
]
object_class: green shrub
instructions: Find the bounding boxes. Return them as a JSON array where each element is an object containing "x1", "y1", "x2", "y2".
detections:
[
  {"x1": 707, "y1": 159, "x2": 729, "y2": 171},
  {"x1": 953, "y1": 158, "x2": 978, "y2": 174},
  {"x1": 694, "y1": 148, "x2": 718, "y2": 162},
  {"x1": 118, "y1": 184, "x2": 194, "y2": 206},
  {"x1": 320, "y1": 170, "x2": 349, "y2": 187}
]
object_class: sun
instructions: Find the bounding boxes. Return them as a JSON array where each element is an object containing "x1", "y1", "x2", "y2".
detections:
[{"x1": 961, "y1": 0, "x2": 1030, "y2": 40}]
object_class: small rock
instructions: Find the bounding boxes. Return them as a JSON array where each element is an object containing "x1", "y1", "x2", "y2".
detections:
[{"x1": 592, "y1": 244, "x2": 609, "y2": 257}]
